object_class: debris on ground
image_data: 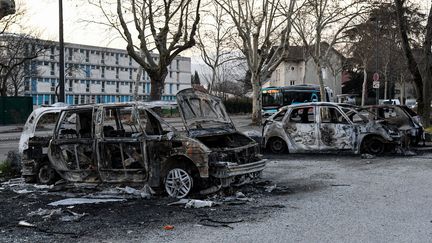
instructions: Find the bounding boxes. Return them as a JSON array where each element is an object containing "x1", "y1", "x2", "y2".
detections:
[
  {"x1": 361, "y1": 154, "x2": 376, "y2": 159},
  {"x1": 27, "y1": 208, "x2": 62, "y2": 219},
  {"x1": 59, "y1": 210, "x2": 88, "y2": 222},
  {"x1": 18, "y1": 220, "x2": 35, "y2": 228},
  {"x1": 168, "y1": 199, "x2": 219, "y2": 208},
  {"x1": 223, "y1": 191, "x2": 253, "y2": 203},
  {"x1": 91, "y1": 185, "x2": 154, "y2": 199},
  {"x1": 163, "y1": 225, "x2": 174, "y2": 230},
  {"x1": 198, "y1": 218, "x2": 244, "y2": 229},
  {"x1": 48, "y1": 198, "x2": 126, "y2": 206},
  {"x1": 265, "y1": 184, "x2": 277, "y2": 193}
]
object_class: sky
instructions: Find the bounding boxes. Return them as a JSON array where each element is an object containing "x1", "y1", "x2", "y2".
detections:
[{"x1": 20, "y1": 0, "x2": 432, "y2": 74}]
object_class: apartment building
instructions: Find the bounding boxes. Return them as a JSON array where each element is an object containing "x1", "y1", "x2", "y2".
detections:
[{"x1": 21, "y1": 40, "x2": 191, "y2": 105}]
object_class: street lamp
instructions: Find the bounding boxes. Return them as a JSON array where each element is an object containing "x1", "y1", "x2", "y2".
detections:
[{"x1": 58, "y1": 0, "x2": 65, "y2": 102}]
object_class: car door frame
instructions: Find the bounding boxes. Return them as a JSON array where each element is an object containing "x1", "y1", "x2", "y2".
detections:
[
  {"x1": 282, "y1": 105, "x2": 319, "y2": 152},
  {"x1": 317, "y1": 105, "x2": 356, "y2": 151}
]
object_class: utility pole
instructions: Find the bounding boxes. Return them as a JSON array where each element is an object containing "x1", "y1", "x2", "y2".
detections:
[{"x1": 58, "y1": 0, "x2": 65, "y2": 102}]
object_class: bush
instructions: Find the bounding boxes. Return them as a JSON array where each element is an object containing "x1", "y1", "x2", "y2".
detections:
[
  {"x1": 223, "y1": 98, "x2": 252, "y2": 114},
  {"x1": 0, "y1": 151, "x2": 21, "y2": 178}
]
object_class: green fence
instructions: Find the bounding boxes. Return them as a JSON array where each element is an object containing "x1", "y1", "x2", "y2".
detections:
[{"x1": 0, "y1": 96, "x2": 33, "y2": 125}]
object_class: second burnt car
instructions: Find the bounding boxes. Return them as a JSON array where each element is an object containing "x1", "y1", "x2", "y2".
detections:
[
  {"x1": 263, "y1": 102, "x2": 401, "y2": 155},
  {"x1": 359, "y1": 105, "x2": 424, "y2": 145},
  {"x1": 47, "y1": 89, "x2": 266, "y2": 198}
]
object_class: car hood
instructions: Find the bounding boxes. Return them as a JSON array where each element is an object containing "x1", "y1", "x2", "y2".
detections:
[{"x1": 176, "y1": 88, "x2": 235, "y2": 137}]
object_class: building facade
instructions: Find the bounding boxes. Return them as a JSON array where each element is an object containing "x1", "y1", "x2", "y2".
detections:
[
  {"x1": 263, "y1": 45, "x2": 344, "y2": 96},
  {"x1": 22, "y1": 41, "x2": 191, "y2": 106}
]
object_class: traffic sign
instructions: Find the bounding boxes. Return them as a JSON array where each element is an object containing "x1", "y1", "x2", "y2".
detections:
[
  {"x1": 373, "y1": 81, "x2": 380, "y2": 89},
  {"x1": 373, "y1": 72, "x2": 380, "y2": 82}
]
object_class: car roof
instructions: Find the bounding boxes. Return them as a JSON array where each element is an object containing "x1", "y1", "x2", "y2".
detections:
[{"x1": 281, "y1": 102, "x2": 342, "y2": 110}]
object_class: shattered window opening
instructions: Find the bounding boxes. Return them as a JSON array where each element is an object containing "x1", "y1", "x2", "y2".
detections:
[
  {"x1": 320, "y1": 107, "x2": 348, "y2": 124},
  {"x1": 289, "y1": 107, "x2": 315, "y2": 123}
]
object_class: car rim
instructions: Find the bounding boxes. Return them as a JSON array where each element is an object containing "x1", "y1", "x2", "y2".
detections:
[
  {"x1": 271, "y1": 139, "x2": 284, "y2": 153},
  {"x1": 38, "y1": 165, "x2": 55, "y2": 184},
  {"x1": 165, "y1": 168, "x2": 192, "y2": 198}
]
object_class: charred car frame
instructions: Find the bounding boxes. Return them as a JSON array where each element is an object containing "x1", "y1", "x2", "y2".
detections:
[
  {"x1": 46, "y1": 89, "x2": 266, "y2": 198},
  {"x1": 263, "y1": 102, "x2": 401, "y2": 155}
]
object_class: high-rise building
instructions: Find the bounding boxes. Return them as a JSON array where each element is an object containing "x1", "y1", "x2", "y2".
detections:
[{"x1": 19, "y1": 39, "x2": 191, "y2": 106}]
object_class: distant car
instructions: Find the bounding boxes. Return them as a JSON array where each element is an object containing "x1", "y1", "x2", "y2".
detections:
[
  {"x1": 47, "y1": 89, "x2": 266, "y2": 198},
  {"x1": 263, "y1": 102, "x2": 401, "y2": 155},
  {"x1": 379, "y1": 99, "x2": 401, "y2": 105},
  {"x1": 19, "y1": 104, "x2": 68, "y2": 184},
  {"x1": 360, "y1": 105, "x2": 424, "y2": 145}
]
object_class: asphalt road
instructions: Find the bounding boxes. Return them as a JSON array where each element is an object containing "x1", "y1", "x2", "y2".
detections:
[{"x1": 1, "y1": 151, "x2": 432, "y2": 242}]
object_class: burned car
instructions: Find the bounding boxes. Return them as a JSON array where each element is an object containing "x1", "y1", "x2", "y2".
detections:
[
  {"x1": 19, "y1": 104, "x2": 67, "y2": 184},
  {"x1": 47, "y1": 89, "x2": 266, "y2": 198},
  {"x1": 263, "y1": 102, "x2": 401, "y2": 155},
  {"x1": 360, "y1": 105, "x2": 424, "y2": 145}
]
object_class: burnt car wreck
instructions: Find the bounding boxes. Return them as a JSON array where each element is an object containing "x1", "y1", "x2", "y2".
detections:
[
  {"x1": 263, "y1": 102, "x2": 402, "y2": 155},
  {"x1": 46, "y1": 89, "x2": 266, "y2": 198}
]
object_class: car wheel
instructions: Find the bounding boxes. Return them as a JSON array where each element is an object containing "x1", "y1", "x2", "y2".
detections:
[
  {"x1": 37, "y1": 164, "x2": 56, "y2": 185},
  {"x1": 164, "y1": 168, "x2": 193, "y2": 198},
  {"x1": 269, "y1": 137, "x2": 287, "y2": 154},
  {"x1": 365, "y1": 137, "x2": 385, "y2": 155}
]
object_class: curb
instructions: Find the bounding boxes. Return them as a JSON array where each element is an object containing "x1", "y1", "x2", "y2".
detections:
[{"x1": 0, "y1": 137, "x2": 20, "y2": 142}]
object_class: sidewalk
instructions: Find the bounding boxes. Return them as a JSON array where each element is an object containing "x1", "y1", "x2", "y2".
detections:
[{"x1": 0, "y1": 124, "x2": 23, "y2": 134}]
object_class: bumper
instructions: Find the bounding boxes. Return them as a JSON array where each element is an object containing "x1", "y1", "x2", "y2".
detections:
[{"x1": 209, "y1": 159, "x2": 267, "y2": 178}]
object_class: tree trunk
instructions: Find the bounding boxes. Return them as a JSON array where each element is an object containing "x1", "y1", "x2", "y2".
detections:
[
  {"x1": 361, "y1": 64, "x2": 368, "y2": 106},
  {"x1": 316, "y1": 61, "x2": 326, "y2": 102},
  {"x1": 384, "y1": 63, "x2": 389, "y2": 100},
  {"x1": 149, "y1": 78, "x2": 164, "y2": 101},
  {"x1": 133, "y1": 66, "x2": 143, "y2": 101},
  {"x1": 251, "y1": 72, "x2": 262, "y2": 125},
  {"x1": 400, "y1": 74, "x2": 405, "y2": 105}
]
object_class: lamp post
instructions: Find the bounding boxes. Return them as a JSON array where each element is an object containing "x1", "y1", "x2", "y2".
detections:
[{"x1": 58, "y1": 0, "x2": 65, "y2": 102}]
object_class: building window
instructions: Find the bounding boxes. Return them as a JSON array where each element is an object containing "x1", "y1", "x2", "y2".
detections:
[
  {"x1": 116, "y1": 67, "x2": 119, "y2": 79},
  {"x1": 177, "y1": 84, "x2": 180, "y2": 91},
  {"x1": 86, "y1": 83, "x2": 90, "y2": 92},
  {"x1": 176, "y1": 72, "x2": 180, "y2": 82},
  {"x1": 50, "y1": 79, "x2": 56, "y2": 91},
  {"x1": 176, "y1": 59, "x2": 180, "y2": 69},
  {"x1": 86, "y1": 50, "x2": 90, "y2": 62},
  {"x1": 101, "y1": 67, "x2": 105, "y2": 78},
  {"x1": 101, "y1": 53, "x2": 105, "y2": 64},
  {"x1": 169, "y1": 71, "x2": 172, "y2": 78},
  {"x1": 50, "y1": 63, "x2": 55, "y2": 75},
  {"x1": 129, "y1": 82, "x2": 132, "y2": 93},
  {"x1": 115, "y1": 53, "x2": 119, "y2": 65},
  {"x1": 169, "y1": 84, "x2": 173, "y2": 94},
  {"x1": 68, "y1": 48, "x2": 73, "y2": 61},
  {"x1": 116, "y1": 82, "x2": 119, "y2": 92},
  {"x1": 290, "y1": 80, "x2": 295, "y2": 85},
  {"x1": 102, "y1": 81, "x2": 105, "y2": 92},
  {"x1": 129, "y1": 69, "x2": 133, "y2": 80},
  {"x1": 69, "y1": 80, "x2": 73, "y2": 91}
]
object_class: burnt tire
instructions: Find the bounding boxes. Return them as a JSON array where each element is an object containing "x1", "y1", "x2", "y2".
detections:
[
  {"x1": 164, "y1": 167, "x2": 193, "y2": 199},
  {"x1": 363, "y1": 137, "x2": 385, "y2": 155},
  {"x1": 37, "y1": 164, "x2": 57, "y2": 185},
  {"x1": 268, "y1": 137, "x2": 287, "y2": 154}
]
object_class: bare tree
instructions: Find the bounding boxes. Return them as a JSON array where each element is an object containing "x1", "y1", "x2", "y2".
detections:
[
  {"x1": 0, "y1": 0, "x2": 15, "y2": 20},
  {"x1": 215, "y1": 0, "x2": 296, "y2": 124},
  {"x1": 88, "y1": 0, "x2": 201, "y2": 101},
  {"x1": 0, "y1": 33, "x2": 48, "y2": 96},
  {"x1": 293, "y1": 0, "x2": 368, "y2": 102},
  {"x1": 196, "y1": 0, "x2": 236, "y2": 94},
  {"x1": 395, "y1": 0, "x2": 432, "y2": 126}
]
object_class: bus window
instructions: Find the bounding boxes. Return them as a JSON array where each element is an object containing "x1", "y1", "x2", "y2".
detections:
[{"x1": 262, "y1": 90, "x2": 282, "y2": 107}]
